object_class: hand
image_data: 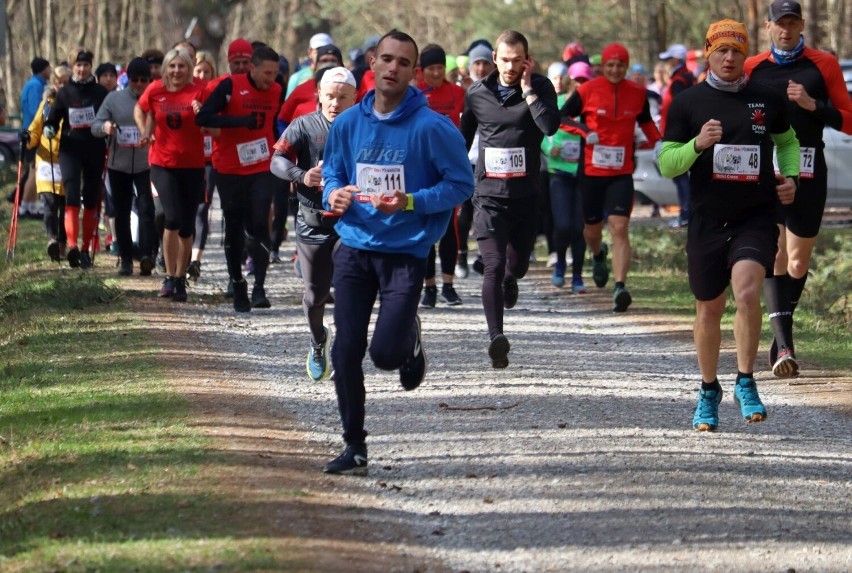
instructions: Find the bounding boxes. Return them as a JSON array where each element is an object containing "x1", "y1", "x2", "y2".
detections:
[
  {"x1": 43, "y1": 125, "x2": 57, "y2": 140},
  {"x1": 246, "y1": 111, "x2": 265, "y2": 130},
  {"x1": 653, "y1": 140, "x2": 662, "y2": 162},
  {"x1": 787, "y1": 80, "x2": 816, "y2": 112},
  {"x1": 550, "y1": 145, "x2": 561, "y2": 158},
  {"x1": 519, "y1": 55, "x2": 534, "y2": 92},
  {"x1": 328, "y1": 185, "x2": 358, "y2": 214},
  {"x1": 694, "y1": 119, "x2": 722, "y2": 152},
  {"x1": 139, "y1": 130, "x2": 153, "y2": 147},
  {"x1": 103, "y1": 121, "x2": 114, "y2": 136},
  {"x1": 191, "y1": 100, "x2": 202, "y2": 114},
  {"x1": 303, "y1": 164, "x2": 323, "y2": 187},
  {"x1": 585, "y1": 131, "x2": 599, "y2": 145},
  {"x1": 371, "y1": 190, "x2": 408, "y2": 214},
  {"x1": 775, "y1": 174, "x2": 796, "y2": 205}
]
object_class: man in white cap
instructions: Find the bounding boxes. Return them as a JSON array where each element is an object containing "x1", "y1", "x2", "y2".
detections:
[
  {"x1": 271, "y1": 66, "x2": 358, "y2": 382},
  {"x1": 287, "y1": 32, "x2": 335, "y2": 96}
]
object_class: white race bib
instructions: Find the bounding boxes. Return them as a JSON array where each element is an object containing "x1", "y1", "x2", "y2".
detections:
[
  {"x1": 713, "y1": 144, "x2": 760, "y2": 181},
  {"x1": 774, "y1": 147, "x2": 815, "y2": 179},
  {"x1": 36, "y1": 161, "x2": 62, "y2": 183},
  {"x1": 204, "y1": 136, "x2": 213, "y2": 158},
  {"x1": 355, "y1": 163, "x2": 406, "y2": 202},
  {"x1": 484, "y1": 147, "x2": 526, "y2": 178},
  {"x1": 116, "y1": 126, "x2": 141, "y2": 147},
  {"x1": 559, "y1": 140, "x2": 581, "y2": 162},
  {"x1": 236, "y1": 137, "x2": 270, "y2": 166},
  {"x1": 591, "y1": 145, "x2": 625, "y2": 169},
  {"x1": 68, "y1": 106, "x2": 95, "y2": 129}
]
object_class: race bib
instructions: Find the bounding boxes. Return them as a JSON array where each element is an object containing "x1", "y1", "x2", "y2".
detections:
[
  {"x1": 559, "y1": 141, "x2": 581, "y2": 162},
  {"x1": 236, "y1": 137, "x2": 270, "y2": 166},
  {"x1": 116, "y1": 126, "x2": 141, "y2": 147},
  {"x1": 36, "y1": 161, "x2": 61, "y2": 183},
  {"x1": 355, "y1": 163, "x2": 406, "y2": 202},
  {"x1": 68, "y1": 106, "x2": 95, "y2": 129},
  {"x1": 591, "y1": 145, "x2": 625, "y2": 169},
  {"x1": 203, "y1": 136, "x2": 213, "y2": 158},
  {"x1": 773, "y1": 146, "x2": 815, "y2": 179},
  {"x1": 484, "y1": 147, "x2": 526, "y2": 178},
  {"x1": 713, "y1": 144, "x2": 760, "y2": 181}
]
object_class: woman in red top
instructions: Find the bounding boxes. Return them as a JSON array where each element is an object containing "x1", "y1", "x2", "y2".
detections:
[{"x1": 135, "y1": 48, "x2": 206, "y2": 302}]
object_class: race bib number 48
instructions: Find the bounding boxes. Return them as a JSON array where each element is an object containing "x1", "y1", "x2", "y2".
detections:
[
  {"x1": 484, "y1": 147, "x2": 526, "y2": 178},
  {"x1": 356, "y1": 163, "x2": 406, "y2": 202},
  {"x1": 236, "y1": 138, "x2": 270, "y2": 166},
  {"x1": 713, "y1": 144, "x2": 760, "y2": 181}
]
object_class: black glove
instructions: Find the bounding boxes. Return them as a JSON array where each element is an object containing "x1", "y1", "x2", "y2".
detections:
[{"x1": 19, "y1": 130, "x2": 30, "y2": 145}]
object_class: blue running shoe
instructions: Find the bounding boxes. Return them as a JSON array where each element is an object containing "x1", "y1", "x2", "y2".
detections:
[
  {"x1": 692, "y1": 386, "x2": 722, "y2": 432},
  {"x1": 592, "y1": 243, "x2": 609, "y2": 288},
  {"x1": 571, "y1": 277, "x2": 588, "y2": 294},
  {"x1": 551, "y1": 262, "x2": 566, "y2": 288},
  {"x1": 734, "y1": 376, "x2": 767, "y2": 423},
  {"x1": 306, "y1": 326, "x2": 331, "y2": 382}
]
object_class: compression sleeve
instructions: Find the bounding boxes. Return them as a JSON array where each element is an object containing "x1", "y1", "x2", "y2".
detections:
[
  {"x1": 657, "y1": 140, "x2": 701, "y2": 179},
  {"x1": 771, "y1": 126, "x2": 800, "y2": 177}
]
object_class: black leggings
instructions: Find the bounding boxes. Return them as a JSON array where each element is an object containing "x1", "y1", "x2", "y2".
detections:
[
  {"x1": 193, "y1": 164, "x2": 216, "y2": 250},
  {"x1": 150, "y1": 165, "x2": 204, "y2": 238},
  {"x1": 109, "y1": 169, "x2": 156, "y2": 261},
  {"x1": 42, "y1": 192, "x2": 66, "y2": 244},
  {"x1": 426, "y1": 208, "x2": 459, "y2": 279},
  {"x1": 270, "y1": 178, "x2": 291, "y2": 251},
  {"x1": 59, "y1": 142, "x2": 106, "y2": 209},
  {"x1": 217, "y1": 171, "x2": 274, "y2": 286}
]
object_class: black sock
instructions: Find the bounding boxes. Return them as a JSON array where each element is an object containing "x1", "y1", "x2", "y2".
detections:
[
  {"x1": 737, "y1": 371, "x2": 753, "y2": 382},
  {"x1": 701, "y1": 378, "x2": 721, "y2": 391},
  {"x1": 593, "y1": 249, "x2": 605, "y2": 262},
  {"x1": 764, "y1": 274, "x2": 794, "y2": 350},
  {"x1": 615, "y1": 281, "x2": 625, "y2": 290},
  {"x1": 789, "y1": 274, "x2": 808, "y2": 315}
]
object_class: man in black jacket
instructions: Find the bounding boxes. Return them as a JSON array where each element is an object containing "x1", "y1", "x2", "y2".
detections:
[{"x1": 460, "y1": 30, "x2": 560, "y2": 369}]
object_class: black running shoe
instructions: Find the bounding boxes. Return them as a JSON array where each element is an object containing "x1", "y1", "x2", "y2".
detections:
[
  {"x1": 488, "y1": 334, "x2": 511, "y2": 369},
  {"x1": 420, "y1": 285, "x2": 437, "y2": 308},
  {"x1": 233, "y1": 279, "x2": 251, "y2": 313},
  {"x1": 399, "y1": 315, "x2": 426, "y2": 391},
  {"x1": 613, "y1": 285, "x2": 632, "y2": 313},
  {"x1": 67, "y1": 247, "x2": 81, "y2": 268},
  {"x1": 158, "y1": 276, "x2": 175, "y2": 298},
  {"x1": 118, "y1": 259, "x2": 133, "y2": 276},
  {"x1": 172, "y1": 277, "x2": 188, "y2": 302},
  {"x1": 79, "y1": 251, "x2": 93, "y2": 270},
  {"x1": 324, "y1": 444, "x2": 368, "y2": 475},
  {"x1": 47, "y1": 240, "x2": 61, "y2": 262},
  {"x1": 251, "y1": 284, "x2": 271, "y2": 309},
  {"x1": 187, "y1": 260, "x2": 201, "y2": 282},
  {"x1": 139, "y1": 256, "x2": 154, "y2": 276},
  {"x1": 472, "y1": 256, "x2": 484, "y2": 275},
  {"x1": 503, "y1": 276, "x2": 519, "y2": 309},
  {"x1": 440, "y1": 284, "x2": 463, "y2": 306}
]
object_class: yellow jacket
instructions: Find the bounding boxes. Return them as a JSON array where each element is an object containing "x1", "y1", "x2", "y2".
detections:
[{"x1": 27, "y1": 97, "x2": 63, "y2": 195}]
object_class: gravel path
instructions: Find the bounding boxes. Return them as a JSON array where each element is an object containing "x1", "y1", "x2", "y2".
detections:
[{"x1": 164, "y1": 206, "x2": 851, "y2": 573}]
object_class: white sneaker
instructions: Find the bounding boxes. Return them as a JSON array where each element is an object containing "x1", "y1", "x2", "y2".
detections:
[{"x1": 546, "y1": 252, "x2": 558, "y2": 267}]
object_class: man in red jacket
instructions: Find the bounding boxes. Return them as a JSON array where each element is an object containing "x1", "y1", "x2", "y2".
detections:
[{"x1": 560, "y1": 43, "x2": 661, "y2": 312}]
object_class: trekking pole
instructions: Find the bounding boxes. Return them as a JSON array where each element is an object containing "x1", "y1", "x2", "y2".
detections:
[
  {"x1": 5, "y1": 158, "x2": 24, "y2": 261},
  {"x1": 48, "y1": 136, "x2": 60, "y2": 264}
]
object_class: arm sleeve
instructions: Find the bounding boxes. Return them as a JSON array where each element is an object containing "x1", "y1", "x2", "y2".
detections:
[
  {"x1": 195, "y1": 79, "x2": 254, "y2": 128},
  {"x1": 810, "y1": 49, "x2": 852, "y2": 134},
  {"x1": 657, "y1": 140, "x2": 701, "y2": 178},
  {"x1": 270, "y1": 121, "x2": 308, "y2": 183},
  {"x1": 771, "y1": 126, "x2": 800, "y2": 177}
]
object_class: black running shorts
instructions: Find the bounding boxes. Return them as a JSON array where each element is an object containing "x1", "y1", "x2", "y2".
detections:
[
  {"x1": 687, "y1": 208, "x2": 779, "y2": 301},
  {"x1": 777, "y1": 153, "x2": 827, "y2": 238},
  {"x1": 579, "y1": 173, "x2": 634, "y2": 224}
]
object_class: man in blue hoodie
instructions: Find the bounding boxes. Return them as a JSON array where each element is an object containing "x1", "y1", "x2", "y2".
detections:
[{"x1": 321, "y1": 30, "x2": 474, "y2": 475}]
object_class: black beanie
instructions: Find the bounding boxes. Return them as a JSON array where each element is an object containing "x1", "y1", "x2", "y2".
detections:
[
  {"x1": 95, "y1": 62, "x2": 117, "y2": 79},
  {"x1": 31, "y1": 57, "x2": 50, "y2": 75},
  {"x1": 420, "y1": 46, "x2": 446, "y2": 70},
  {"x1": 125, "y1": 57, "x2": 152, "y2": 80}
]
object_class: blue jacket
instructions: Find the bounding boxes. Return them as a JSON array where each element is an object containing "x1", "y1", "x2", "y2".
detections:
[
  {"x1": 21, "y1": 74, "x2": 47, "y2": 129},
  {"x1": 322, "y1": 87, "x2": 474, "y2": 257}
]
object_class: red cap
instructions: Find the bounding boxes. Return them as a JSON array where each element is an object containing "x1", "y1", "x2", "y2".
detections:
[
  {"x1": 601, "y1": 43, "x2": 629, "y2": 66},
  {"x1": 228, "y1": 38, "x2": 253, "y2": 62}
]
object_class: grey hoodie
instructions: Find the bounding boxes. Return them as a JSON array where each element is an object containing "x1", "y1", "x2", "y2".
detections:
[{"x1": 91, "y1": 88, "x2": 150, "y2": 174}]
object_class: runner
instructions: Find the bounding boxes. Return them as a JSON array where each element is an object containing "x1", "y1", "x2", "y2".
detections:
[
  {"x1": 196, "y1": 45, "x2": 284, "y2": 312},
  {"x1": 276, "y1": 44, "x2": 344, "y2": 130},
  {"x1": 745, "y1": 0, "x2": 852, "y2": 378},
  {"x1": 286, "y1": 33, "x2": 334, "y2": 96},
  {"x1": 459, "y1": 30, "x2": 559, "y2": 368},
  {"x1": 44, "y1": 48, "x2": 110, "y2": 269},
  {"x1": 657, "y1": 19, "x2": 799, "y2": 431},
  {"x1": 417, "y1": 43, "x2": 466, "y2": 308},
  {"x1": 95, "y1": 63, "x2": 119, "y2": 92},
  {"x1": 141, "y1": 49, "x2": 164, "y2": 80},
  {"x1": 271, "y1": 66, "x2": 357, "y2": 381},
  {"x1": 26, "y1": 64, "x2": 69, "y2": 260},
  {"x1": 135, "y1": 47, "x2": 206, "y2": 302},
  {"x1": 92, "y1": 57, "x2": 157, "y2": 276},
  {"x1": 321, "y1": 30, "x2": 473, "y2": 475},
  {"x1": 560, "y1": 42, "x2": 662, "y2": 312},
  {"x1": 15, "y1": 57, "x2": 52, "y2": 214}
]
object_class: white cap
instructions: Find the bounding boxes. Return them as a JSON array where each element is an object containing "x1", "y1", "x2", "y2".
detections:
[
  {"x1": 320, "y1": 66, "x2": 356, "y2": 88},
  {"x1": 310, "y1": 33, "x2": 334, "y2": 50},
  {"x1": 547, "y1": 62, "x2": 568, "y2": 78},
  {"x1": 659, "y1": 43, "x2": 688, "y2": 61}
]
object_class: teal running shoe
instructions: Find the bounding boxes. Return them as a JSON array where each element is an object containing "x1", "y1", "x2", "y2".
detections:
[
  {"x1": 307, "y1": 326, "x2": 331, "y2": 382},
  {"x1": 692, "y1": 386, "x2": 723, "y2": 432},
  {"x1": 551, "y1": 262, "x2": 566, "y2": 288},
  {"x1": 734, "y1": 376, "x2": 767, "y2": 423}
]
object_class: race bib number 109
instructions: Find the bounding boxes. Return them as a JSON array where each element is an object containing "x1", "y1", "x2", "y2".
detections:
[{"x1": 484, "y1": 147, "x2": 526, "y2": 178}]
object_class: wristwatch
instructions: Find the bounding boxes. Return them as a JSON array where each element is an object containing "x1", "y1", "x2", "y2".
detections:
[{"x1": 521, "y1": 89, "x2": 535, "y2": 99}]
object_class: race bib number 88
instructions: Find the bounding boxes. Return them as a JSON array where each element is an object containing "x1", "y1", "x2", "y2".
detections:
[{"x1": 236, "y1": 138, "x2": 270, "y2": 166}]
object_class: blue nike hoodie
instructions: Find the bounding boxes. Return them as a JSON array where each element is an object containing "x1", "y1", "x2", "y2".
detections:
[{"x1": 322, "y1": 86, "x2": 474, "y2": 257}]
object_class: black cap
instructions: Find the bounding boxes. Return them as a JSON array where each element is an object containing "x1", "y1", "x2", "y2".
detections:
[
  {"x1": 768, "y1": 0, "x2": 802, "y2": 21},
  {"x1": 95, "y1": 62, "x2": 117, "y2": 79},
  {"x1": 278, "y1": 55, "x2": 290, "y2": 76},
  {"x1": 315, "y1": 44, "x2": 343, "y2": 65},
  {"x1": 420, "y1": 46, "x2": 446, "y2": 70},
  {"x1": 31, "y1": 57, "x2": 50, "y2": 75},
  {"x1": 125, "y1": 57, "x2": 151, "y2": 80}
]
